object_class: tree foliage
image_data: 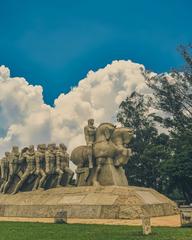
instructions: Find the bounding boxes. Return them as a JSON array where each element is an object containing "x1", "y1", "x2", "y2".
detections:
[
  {"x1": 117, "y1": 45, "x2": 192, "y2": 203},
  {"x1": 146, "y1": 45, "x2": 192, "y2": 203},
  {"x1": 117, "y1": 92, "x2": 171, "y2": 193}
]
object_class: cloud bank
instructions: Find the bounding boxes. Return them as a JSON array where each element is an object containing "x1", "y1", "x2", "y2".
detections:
[{"x1": 0, "y1": 60, "x2": 152, "y2": 157}]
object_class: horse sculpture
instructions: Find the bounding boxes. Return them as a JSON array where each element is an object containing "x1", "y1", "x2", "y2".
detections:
[{"x1": 71, "y1": 123, "x2": 133, "y2": 186}]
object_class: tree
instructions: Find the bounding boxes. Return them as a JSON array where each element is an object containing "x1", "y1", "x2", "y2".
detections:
[
  {"x1": 117, "y1": 92, "x2": 171, "y2": 192},
  {"x1": 146, "y1": 45, "x2": 192, "y2": 203}
]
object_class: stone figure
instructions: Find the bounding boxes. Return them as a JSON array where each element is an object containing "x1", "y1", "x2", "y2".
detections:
[
  {"x1": 0, "y1": 152, "x2": 10, "y2": 193},
  {"x1": 43, "y1": 143, "x2": 57, "y2": 187},
  {"x1": 12, "y1": 145, "x2": 36, "y2": 194},
  {"x1": 3, "y1": 146, "x2": 21, "y2": 194},
  {"x1": 33, "y1": 144, "x2": 47, "y2": 190},
  {"x1": 71, "y1": 123, "x2": 133, "y2": 186},
  {"x1": 0, "y1": 142, "x2": 75, "y2": 194},
  {"x1": 84, "y1": 119, "x2": 96, "y2": 169},
  {"x1": 56, "y1": 144, "x2": 74, "y2": 186}
]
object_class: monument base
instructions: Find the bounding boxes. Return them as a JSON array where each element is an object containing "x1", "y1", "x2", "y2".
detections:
[{"x1": 0, "y1": 186, "x2": 178, "y2": 220}]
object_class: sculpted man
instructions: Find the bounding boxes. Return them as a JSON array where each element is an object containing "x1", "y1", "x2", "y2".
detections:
[
  {"x1": 0, "y1": 152, "x2": 10, "y2": 193},
  {"x1": 43, "y1": 143, "x2": 57, "y2": 187},
  {"x1": 56, "y1": 144, "x2": 74, "y2": 186},
  {"x1": 33, "y1": 144, "x2": 47, "y2": 190},
  {"x1": 84, "y1": 119, "x2": 96, "y2": 169},
  {"x1": 3, "y1": 146, "x2": 21, "y2": 194},
  {"x1": 12, "y1": 145, "x2": 36, "y2": 194}
]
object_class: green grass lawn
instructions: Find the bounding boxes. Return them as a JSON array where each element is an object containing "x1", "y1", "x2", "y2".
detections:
[{"x1": 0, "y1": 222, "x2": 191, "y2": 240}]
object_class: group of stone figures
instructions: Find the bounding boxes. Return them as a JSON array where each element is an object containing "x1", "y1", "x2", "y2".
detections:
[
  {"x1": 0, "y1": 143, "x2": 74, "y2": 194},
  {"x1": 0, "y1": 119, "x2": 134, "y2": 194},
  {"x1": 71, "y1": 119, "x2": 134, "y2": 187}
]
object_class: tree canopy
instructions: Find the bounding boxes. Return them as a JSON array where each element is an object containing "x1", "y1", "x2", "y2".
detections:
[{"x1": 117, "y1": 45, "x2": 192, "y2": 203}]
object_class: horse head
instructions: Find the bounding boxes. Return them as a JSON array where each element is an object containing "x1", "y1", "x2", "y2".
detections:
[{"x1": 96, "y1": 122, "x2": 116, "y2": 142}]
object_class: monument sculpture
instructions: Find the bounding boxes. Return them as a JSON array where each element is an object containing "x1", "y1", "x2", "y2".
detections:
[
  {"x1": 56, "y1": 143, "x2": 74, "y2": 187},
  {"x1": 0, "y1": 143, "x2": 74, "y2": 194},
  {"x1": 44, "y1": 143, "x2": 57, "y2": 188},
  {"x1": 3, "y1": 146, "x2": 22, "y2": 194},
  {"x1": 34, "y1": 144, "x2": 47, "y2": 190},
  {"x1": 0, "y1": 152, "x2": 10, "y2": 193},
  {"x1": 71, "y1": 122, "x2": 133, "y2": 186},
  {"x1": 0, "y1": 119, "x2": 178, "y2": 221},
  {"x1": 84, "y1": 118, "x2": 97, "y2": 169},
  {"x1": 12, "y1": 145, "x2": 36, "y2": 194}
]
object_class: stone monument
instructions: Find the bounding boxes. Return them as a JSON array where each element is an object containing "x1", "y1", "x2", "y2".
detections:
[
  {"x1": 71, "y1": 122, "x2": 133, "y2": 187},
  {"x1": 0, "y1": 120, "x2": 178, "y2": 221},
  {"x1": 0, "y1": 144, "x2": 73, "y2": 194}
]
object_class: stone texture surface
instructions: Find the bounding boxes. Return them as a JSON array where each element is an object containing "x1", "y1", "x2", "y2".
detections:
[
  {"x1": 0, "y1": 186, "x2": 178, "y2": 220},
  {"x1": 180, "y1": 207, "x2": 192, "y2": 226},
  {"x1": 95, "y1": 160, "x2": 128, "y2": 186},
  {"x1": 142, "y1": 216, "x2": 151, "y2": 235},
  {"x1": 0, "y1": 214, "x2": 181, "y2": 226}
]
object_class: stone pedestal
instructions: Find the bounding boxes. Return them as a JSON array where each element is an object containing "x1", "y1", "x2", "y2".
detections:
[{"x1": 0, "y1": 186, "x2": 178, "y2": 220}]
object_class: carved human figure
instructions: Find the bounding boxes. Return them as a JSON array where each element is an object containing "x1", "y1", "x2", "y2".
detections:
[
  {"x1": 12, "y1": 145, "x2": 36, "y2": 194},
  {"x1": 71, "y1": 123, "x2": 133, "y2": 187},
  {"x1": 3, "y1": 146, "x2": 21, "y2": 194},
  {"x1": 43, "y1": 143, "x2": 57, "y2": 187},
  {"x1": 84, "y1": 119, "x2": 96, "y2": 169},
  {"x1": 56, "y1": 144, "x2": 74, "y2": 186},
  {"x1": 0, "y1": 152, "x2": 10, "y2": 193},
  {"x1": 33, "y1": 144, "x2": 47, "y2": 190}
]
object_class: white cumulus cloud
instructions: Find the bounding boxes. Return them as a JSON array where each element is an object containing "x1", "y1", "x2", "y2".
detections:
[{"x1": 0, "y1": 60, "x2": 152, "y2": 157}]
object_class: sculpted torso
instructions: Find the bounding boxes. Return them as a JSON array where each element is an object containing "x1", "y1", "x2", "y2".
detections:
[
  {"x1": 60, "y1": 152, "x2": 69, "y2": 170},
  {"x1": 24, "y1": 152, "x2": 36, "y2": 173},
  {"x1": 46, "y1": 151, "x2": 56, "y2": 172},
  {"x1": 9, "y1": 153, "x2": 20, "y2": 175},
  {"x1": 84, "y1": 125, "x2": 96, "y2": 144},
  {"x1": 36, "y1": 151, "x2": 45, "y2": 169},
  {"x1": 0, "y1": 156, "x2": 9, "y2": 179},
  {"x1": 1, "y1": 157, "x2": 9, "y2": 169}
]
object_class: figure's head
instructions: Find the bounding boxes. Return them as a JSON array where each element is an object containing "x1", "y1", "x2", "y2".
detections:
[
  {"x1": 88, "y1": 118, "x2": 94, "y2": 126},
  {"x1": 48, "y1": 143, "x2": 56, "y2": 151},
  {"x1": 37, "y1": 144, "x2": 46, "y2": 151},
  {"x1": 5, "y1": 152, "x2": 10, "y2": 157},
  {"x1": 12, "y1": 146, "x2": 19, "y2": 153},
  {"x1": 59, "y1": 143, "x2": 67, "y2": 151},
  {"x1": 29, "y1": 145, "x2": 35, "y2": 152}
]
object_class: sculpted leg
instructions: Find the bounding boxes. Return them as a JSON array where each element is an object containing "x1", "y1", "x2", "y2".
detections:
[
  {"x1": 33, "y1": 174, "x2": 41, "y2": 190},
  {"x1": 3, "y1": 175, "x2": 14, "y2": 194},
  {"x1": 0, "y1": 174, "x2": 8, "y2": 193},
  {"x1": 0, "y1": 180, "x2": 6, "y2": 193},
  {"x1": 56, "y1": 170, "x2": 64, "y2": 187},
  {"x1": 43, "y1": 172, "x2": 51, "y2": 188},
  {"x1": 64, "y1": 167, "x2": 74, "y2": 185},
  {"x1": 38, "y1": 170, "x2": 47, "y2": 189},
  {"x1": 12, "y1": 172, "x2": 29, "y2": 194},
  {"x1": 92, "y1": 157, "x2": 105, "y2": 186},
  {"x1": 87, "y1": 144, "x2": 93, "y2": 169}
]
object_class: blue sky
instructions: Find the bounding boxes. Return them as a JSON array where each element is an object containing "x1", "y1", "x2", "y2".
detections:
[{"x1": 0, "y1": 0, "x2": 191, "y2": 105}]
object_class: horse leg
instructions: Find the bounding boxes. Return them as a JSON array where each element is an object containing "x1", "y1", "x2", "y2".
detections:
[{"x1": 92, "y1": 157, "x2": 105, "y2": 186}]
